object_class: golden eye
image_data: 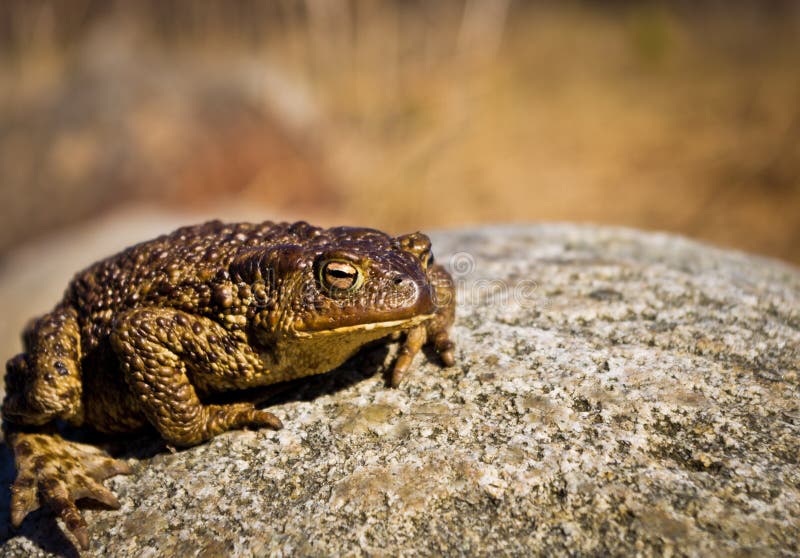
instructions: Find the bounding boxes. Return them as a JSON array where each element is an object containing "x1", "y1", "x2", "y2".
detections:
[{"x1": 320, "y1": 260, "x2": 363, "y2": 292}]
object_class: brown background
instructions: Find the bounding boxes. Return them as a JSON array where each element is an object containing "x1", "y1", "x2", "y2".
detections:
[{"x1": 1, "y1": 1, "x2": 799, "y2": 264}]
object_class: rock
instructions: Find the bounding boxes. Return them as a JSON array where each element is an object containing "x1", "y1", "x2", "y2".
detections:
[{"x1": 1, "y1": 223, "x2": 799, "y2": 556}]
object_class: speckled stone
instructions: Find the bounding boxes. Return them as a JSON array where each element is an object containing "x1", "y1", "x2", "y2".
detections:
[{"x1": 2, "y1": 224, "x2": 799, "y2": 557}]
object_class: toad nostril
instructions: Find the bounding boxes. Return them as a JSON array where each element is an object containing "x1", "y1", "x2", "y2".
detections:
[{"x1": 393, "y1": 276, "x2": 404, "y2": 286}]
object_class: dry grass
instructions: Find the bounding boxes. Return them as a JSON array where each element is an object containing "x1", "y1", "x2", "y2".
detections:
[{"x1": 1, "y1": 1, "x2": 799, "y2": 262}]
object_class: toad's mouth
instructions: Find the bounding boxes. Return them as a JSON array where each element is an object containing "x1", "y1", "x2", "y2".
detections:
[{"x1": 292, "y1": 314, "x2": 432, "y2": 338}]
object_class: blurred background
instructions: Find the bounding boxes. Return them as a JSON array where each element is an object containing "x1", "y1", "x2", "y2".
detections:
[{"x1": 2, "y1": 0, "x2": 800, "y2": 261}]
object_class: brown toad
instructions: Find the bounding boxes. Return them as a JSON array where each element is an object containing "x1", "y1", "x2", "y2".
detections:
[{"x1": 2, "y1": 220, "x2": 455, "y2": 549}]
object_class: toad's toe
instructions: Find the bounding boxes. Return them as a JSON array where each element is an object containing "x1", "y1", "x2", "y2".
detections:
[
  {"x1": 10, "y1": 474, "x2": 38, "y2": 528},
  {"x1": 83, "y1": 453, "x2": 133, "y2": 481}
]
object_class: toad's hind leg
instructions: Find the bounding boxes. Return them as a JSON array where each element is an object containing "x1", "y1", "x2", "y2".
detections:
[
  {"x1": 3, "y1": 305, "x2": 84, "y2": 426},
  {"x1": 6, "y1": 428, "x2": 132, "y2": 549},
  {"x1": 110, "y1": 308, "x2": 283, "y2": 447}
]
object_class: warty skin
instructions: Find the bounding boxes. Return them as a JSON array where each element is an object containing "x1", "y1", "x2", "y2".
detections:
[{"x1": 2, "y1": 220, "x2": 456, "y2": 550}]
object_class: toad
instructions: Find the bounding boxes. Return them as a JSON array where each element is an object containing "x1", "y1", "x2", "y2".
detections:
[{"x1": 2, "y1": 220, "x2": 456, "y2": 549}]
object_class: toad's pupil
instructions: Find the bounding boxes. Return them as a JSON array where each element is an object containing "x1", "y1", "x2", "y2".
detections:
[{"x1": 325, "y1": 262, "x2": 357, "y2": 289}]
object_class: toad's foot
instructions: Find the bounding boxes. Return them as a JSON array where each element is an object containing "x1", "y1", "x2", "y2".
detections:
[
  {"x1": 389, "y1": 260, "x2": 457, "y2": 386},
  {"x1": 391, "y1": 323, "x2": 456, "y2": 387},
  {"x1": 430, "y1": 329, "x2": 456, "y2": 368},
  {"x1": 8, "y1": 431, "x2": 132, "y2": 550}
]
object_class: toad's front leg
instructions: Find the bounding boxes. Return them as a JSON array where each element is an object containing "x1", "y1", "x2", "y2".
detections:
[
  {"x1": 391, "y1": 263, "x2": 456, "y2": 386},
  {"x1": 110, "y1": 308, "x2": 283, "y2": 447}
]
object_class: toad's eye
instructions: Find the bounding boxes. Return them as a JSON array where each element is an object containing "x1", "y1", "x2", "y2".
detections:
[
  {"x1": 320, "y1": 260, "x2": 363, "y2": 293},
  {"x1": 420, "y1": 250, "x2": 434, "y2": 268}
]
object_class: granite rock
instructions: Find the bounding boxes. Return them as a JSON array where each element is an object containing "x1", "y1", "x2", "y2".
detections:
[{"x1": 1, "y1": 224, "x2": 799, "y2": 557}]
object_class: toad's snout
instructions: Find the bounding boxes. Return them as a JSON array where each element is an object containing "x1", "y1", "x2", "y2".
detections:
[{"x1": 388, "y1": 274, "x2": 435, "y2": 317}]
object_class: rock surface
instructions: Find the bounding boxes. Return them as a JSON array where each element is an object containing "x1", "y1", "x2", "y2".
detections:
[{"x1": 2, "y1": 223, "x2": 799, "y2": 557}]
